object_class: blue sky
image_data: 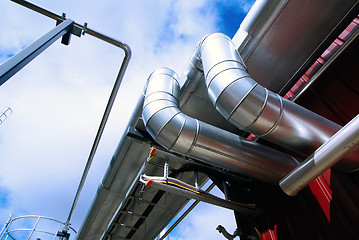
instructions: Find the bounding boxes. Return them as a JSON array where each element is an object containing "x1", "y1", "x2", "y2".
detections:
[{"x1": 0, "y1": 0, "x2": 254, "y2": 239}]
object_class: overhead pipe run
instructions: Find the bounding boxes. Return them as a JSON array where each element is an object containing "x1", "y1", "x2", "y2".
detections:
[
  {"x1": 182, "y1": 32, "x2": 359, "y2": 172},
  {"x1": 142, "y1": 68, "x2": 298, "y2": 184},
  {"x1": 233, "y1": 0, "x2": 289, "y2": 60},
  {"x1": 280, "y1": 114, "x2": 359, "y2": 196}
]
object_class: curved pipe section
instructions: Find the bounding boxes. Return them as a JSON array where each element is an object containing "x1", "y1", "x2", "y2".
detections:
[
  {"x1": 142, "y1": 68, "x2": 298, "y2": 184},
  {"x1": 186, "y1": 33, "x2": 359, "y2": 171}
]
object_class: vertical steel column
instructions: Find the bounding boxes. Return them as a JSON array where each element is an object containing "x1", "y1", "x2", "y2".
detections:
[{"x1": 0, "y1": 19, "x2": 74, "y2": 86}]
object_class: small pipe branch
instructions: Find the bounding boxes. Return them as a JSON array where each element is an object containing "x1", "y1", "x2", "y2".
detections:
[{"x1": 280, "y1": 114, "x2": 359, "y2": 196}]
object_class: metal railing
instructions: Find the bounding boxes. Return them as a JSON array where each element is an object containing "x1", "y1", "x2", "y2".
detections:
[
  {"x1": 0, "y1": 215, "x2": 76, "y2": 240},
  {"x1": 0, "y1": 106, "x2": 12, "y2": 125}
]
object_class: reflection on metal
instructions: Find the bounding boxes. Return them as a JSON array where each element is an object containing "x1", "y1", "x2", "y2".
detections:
[
  {"x1": 100, "y1": 142, "x2": 210, "y2": 240},
  {"x1": 143, "y1": 68, "x2": 298, "y2": 184},
  {"x1": 291, "y1": 25, "x2": 359, "y2": 102},
  {"x1": 0, "y1": 215, "x2": 76, "y2": 240},
  {"x1": 233, "y1": 0, "x2": 359, "y2": 94},
  {"x1": 280, "y1": 114, "x2": 359, "y2": 196},
  {"x1": 140, "y1": 175, "x2": 260, "y2": 215},
  {"x1": 0, "y1": 106, "x2": 12, "y2": 125},
  {"x1": 76, "y1": 100, "x2": 148, "y2": 240},
  {"x1": 182, "y1": 32, "x2": 359, "y2": 171},
  {"x1": 235, "y1": 0, "x2": 289, "y2": 61},
  {"x1": 0, "y1": 19, "x2": 75, "y2": 86}
]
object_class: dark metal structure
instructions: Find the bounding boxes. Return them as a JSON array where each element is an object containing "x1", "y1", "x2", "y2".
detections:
[
  {"x1": 2, "y1": 0, "x2": 359, "y2": 239},
  {"x1": 79, "y1": 0, "x2": 359, "y2": 238}
]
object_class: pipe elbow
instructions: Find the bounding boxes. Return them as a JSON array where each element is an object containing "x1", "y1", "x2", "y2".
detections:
[
  {"x1": 143, "y1": 68, "x2": 298, "y2": 183},
  {"x1": 199, "y1": 33, "x2": 272, "y2": 132},
  {"x1": 142, "y1": 68, "x2": 198, "y2": 153},
  {"x1": 193, "y1": 33, "x2": 358, "y2": 171}
]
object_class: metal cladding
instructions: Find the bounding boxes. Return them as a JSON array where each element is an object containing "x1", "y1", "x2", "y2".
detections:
[
  {"x1": 185, "y1": 32, "x2": 359, "y2": 172},
  {"x1": 142, "y1": 68, "x2": 298, "y2": 184}
]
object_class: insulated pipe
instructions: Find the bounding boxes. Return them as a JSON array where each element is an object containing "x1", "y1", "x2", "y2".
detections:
[
  {"x1": 233, "y1": 0, "x2": 289, "y2": 60},
  {"x1": 185, "y1": 32, "x2": 359, "y2": 172},
  {"x1": 142, "y1": 68, "x2": 298, "y2": 184},
  {"x1": 280, "y1": 114, "x2": 359, "y2": 196}
]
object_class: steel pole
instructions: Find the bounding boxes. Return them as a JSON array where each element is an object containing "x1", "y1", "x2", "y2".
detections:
[{"x1": 280, "y1": 114, "x2": 359, "y2": 196}]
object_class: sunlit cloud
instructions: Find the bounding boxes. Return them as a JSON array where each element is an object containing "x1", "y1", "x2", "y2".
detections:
[{"x1": 0, "y1": 0, "x2": 254, "y2": 237}]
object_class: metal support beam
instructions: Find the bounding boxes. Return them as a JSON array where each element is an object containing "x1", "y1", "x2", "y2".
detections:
[
  {"x1": 0, "y1": 19, "x2": 74, "y2": 86},
  {"x1": 141, "y1": 175, "x2": 260, "y2": 215},
  {"x1": 280, "y1": 114, "x2": 359, "y2": 196},
  {"x1": 118, "y1": 210, "x2": 146, "y2": 219}
]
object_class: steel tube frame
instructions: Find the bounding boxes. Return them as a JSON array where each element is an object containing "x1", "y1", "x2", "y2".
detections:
[
  {"x1": 0, "y1": 19, "x2": 74, "y2": 86},
  {"x1": 9, "y1": 0, "x2": 132, "y2": 232},
  {"x1": 280, "y1": 114, "x2": 359, "y2": 196},
  {"x1": 0, "y1": 215, "x2": 76, "y2": 240},
  {"x1": 65, "y1": 26, "x2": 131, "y2": 231}
]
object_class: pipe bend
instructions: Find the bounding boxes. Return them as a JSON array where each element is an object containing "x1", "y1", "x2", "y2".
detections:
[
  {"x1": 143, "y1": 67, "x2": 298, "y2": 184},
  {"x1": 189, "y1": 32, "x2": 359, "y2": 171}
]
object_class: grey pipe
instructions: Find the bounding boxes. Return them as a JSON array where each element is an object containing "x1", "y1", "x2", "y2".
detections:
[
  {"x1": 142, "y1": 68, "x2": 298, "y2": 184},
  {"x1": 280, "y1": 114, "x2": 359, "y2": 196},
  {"x1": 234, "y1": 0, "x2": 289, "y2": 60},
  {"x1": 76, "y1": 96, "x2": 147, "y2": 240},
  {"x1": 184, "y1": 32, "x2": 359, "y2": 172}
]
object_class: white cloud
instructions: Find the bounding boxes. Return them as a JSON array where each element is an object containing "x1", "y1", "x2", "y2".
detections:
[
  {"x1": 168, "y1": 187, "x2": 238, "y2": 240},
  {"x1": 0, "y1": 0, "x2": 253, "y2": 237}
]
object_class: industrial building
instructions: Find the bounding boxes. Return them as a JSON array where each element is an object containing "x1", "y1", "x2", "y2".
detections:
[{"x1": 1, "y1": 0, "x2": 359, "y2": 239}]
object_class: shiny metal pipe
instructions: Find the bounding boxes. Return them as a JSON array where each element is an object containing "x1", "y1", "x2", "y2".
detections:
[
  {"x1": 66, "y1": 30, "x2": 131, "y2": 233},
  {"x1": 184, "y1": 32, "x2": 359, "y2": 171},
  {"x1": 280, "y1": 114, "x2": 359, "y2": 196},
  {"x1": 234, "y1": 0, "x2": 288, "y2": 60},
  {"x1": 143, "y1": 68, "x2": 298, "y2": 184},
  {"x1": 76, "y1": 97, "x2": 147, "y2": 240}
]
